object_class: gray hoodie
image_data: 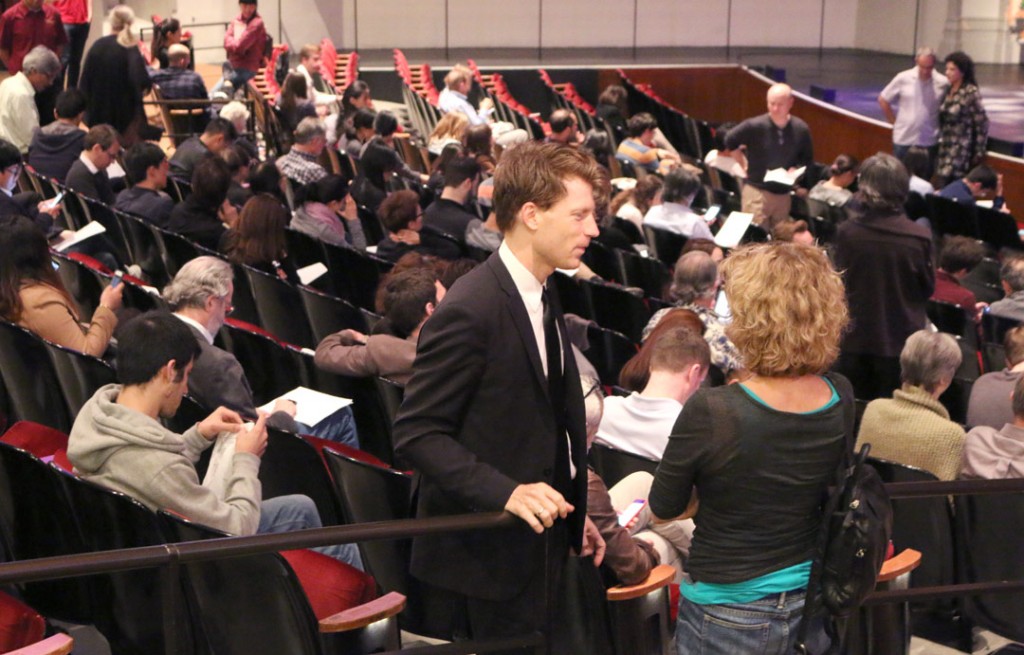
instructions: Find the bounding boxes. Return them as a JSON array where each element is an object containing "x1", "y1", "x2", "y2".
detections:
[{"x1": 68, "y1": 384, "x2": 262, "y2": 536}]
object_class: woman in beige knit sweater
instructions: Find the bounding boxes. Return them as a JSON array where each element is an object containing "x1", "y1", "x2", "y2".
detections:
[
  {"x1": 0, "y1": 216, "x2": 122, "y2": 358},
  {"x1": 855, "y1": 330, "x2": 966, "y2": 481}
]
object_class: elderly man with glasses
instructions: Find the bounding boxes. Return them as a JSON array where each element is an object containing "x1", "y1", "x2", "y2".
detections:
[{"x1": 0, "y1": 45, "x2": 61, "y2": 153}]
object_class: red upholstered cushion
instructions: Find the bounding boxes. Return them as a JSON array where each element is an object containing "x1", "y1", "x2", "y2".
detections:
[
  {"x1": 302, "y1": 435, "x2": 387, "y2": 469},
  {"x1": 1, "y1": 421, "x2": 69, "y2": 460},
  {"x1": 52, "y1": 449, "x2": 73, "y2": 472},
  {"x1": 0, "y1": 591, "x2": 45, "y2": 652},
  {"x1": 669, "y1": 583, "x2": 679, "y2": 624},
  {"x1": 281, "y1": 549, "x2": 377, "y2": 620}
]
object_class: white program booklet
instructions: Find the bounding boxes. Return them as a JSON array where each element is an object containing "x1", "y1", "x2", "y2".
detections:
[
  {"x1": 713, "y1": 211, "x2": 754, "y2": 249},
  {"x1": 258, "y1": 386, "x2": 353, "y2": 427},
  {"x1": 297, "y1": 262, "x2": 328, "y2": 285},
  {"x1": 52, "y1": 220, "x2": 107, "y2": 252},
  {"x1": 763, "y1": 166, "x2": 806, "y2": 187}
]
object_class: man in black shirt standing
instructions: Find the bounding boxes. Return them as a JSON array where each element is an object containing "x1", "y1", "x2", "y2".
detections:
[{"x1": 725, "y1": 83, "x2": 813, "y2": 231}]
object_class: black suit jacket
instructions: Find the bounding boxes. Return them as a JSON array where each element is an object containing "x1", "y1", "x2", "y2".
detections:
[
  {"x1": 0, "y1": 192, "x2": 57, "y2": 239},
  {"x1": 66, "y1": 159, "x2": 115, "y2": 206},
  {"x1": 392, "y1": 252, "x2": 588, "y2": 601}
]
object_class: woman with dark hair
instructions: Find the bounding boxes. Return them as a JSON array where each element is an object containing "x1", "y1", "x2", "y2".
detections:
[
  {"x1": 651, "y1": 243, "x2": 851, "y2": 654},
  {"x1": 341, "y1": 80, "x2": 372, "y2": 123},
  {"x1": 808, "y1": 153, "x2": 859, "y2": 207},
  {"x1": 350, "y1": 140, "x2": 400, "y2": 215},
  {"x1": 463, "y1": 123, "x2": 496, "y2": 175},
  {"x1": 935, "y1": 51, "x2": 988, "y2": 186},
  {"x1": 834, "y1": 152, "x2": 934, "y2": 400},
  {"x1": 166, "y1": 156, "x2": 237, "y2": 251},
  {"x1": 0, "y1": 215, "x2": 122, "y2": 357},
  {"x1": 611, "y1": 174, "x2": 663, "y2": 232},
  {"x1": 247, "y1": 159, "x2": 287, "y2": 205},
  {"x1": 596, "y1": 84, "x2": 629, "y2": 143},
  {"x1": 375, "y1": 189, "x2": 425, "y2": 263},
  {"x1": 581, "y1": 129, "x2": 614, "y2": 174},
  {"x1": 151, "y1": 18, "x2": 182, "y2": 69},
  {"x1": 223, "y1": 194, "x2": 298, "y2": 283},
  {"x1": 291, "y1": 174, "x2": 366, "y2": 248},
  {"x1": 277, "y1": 73, "x2": 317, "y2": 139}
]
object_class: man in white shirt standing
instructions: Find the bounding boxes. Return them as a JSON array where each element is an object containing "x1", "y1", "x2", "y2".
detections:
[
  {"x1": 0, "y1": 45, "x2": 60, "y2": 153},
  {"x1": 878, "y1": 47, "x2": 949, "y2": 177},
  {"x1": 596, "y1": 326, "x2": 709, "y2": 460}
]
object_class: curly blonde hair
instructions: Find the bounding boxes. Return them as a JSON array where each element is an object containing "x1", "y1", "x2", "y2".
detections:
[{"x1": 721, "y1": 243, "x2": 848, "y2": 377}]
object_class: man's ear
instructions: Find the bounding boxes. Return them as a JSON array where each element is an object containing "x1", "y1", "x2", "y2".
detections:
[
  {"x1": 424, "y1": 301, "x2": 435, "y2": 317},
  {"x1": 519, "y1": 202, "x2": 540, "y2": 231}
]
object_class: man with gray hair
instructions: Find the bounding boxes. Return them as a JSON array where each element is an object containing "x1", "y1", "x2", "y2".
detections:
[
  {"x1": 0, "y1": 44, "x2": 60, "y2": 152},
  {"x1": 878, "y1": 47, "x2": 949, "y2": 175},
  {"x1": 856, "y1": 329, "x2": 965, "y2": 481},
  {"x1": 276, "y1": 117, "x2": 328, "y2": 185},
  {"x1": 987, "y1": 256, "x2": 1024, "y2": 322},
  {"x1": 164, "y1": 256, "x2": 301, "y2": 433}
]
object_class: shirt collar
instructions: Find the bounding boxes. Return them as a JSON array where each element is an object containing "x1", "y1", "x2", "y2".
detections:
[
  {"x1": 174, "y1": 313, "x2": 214, "y2": 345},
  {"x1": 499, "y1": 240, "x2": 544, "y2": 312},
  {"x1": 78, "y1": 151, "x2": 99, "y2": 175}
]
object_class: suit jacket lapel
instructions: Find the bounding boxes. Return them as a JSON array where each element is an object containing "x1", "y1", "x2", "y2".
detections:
[{"x1": 486, "y1": 254, "x2": 548, "y2": 395}]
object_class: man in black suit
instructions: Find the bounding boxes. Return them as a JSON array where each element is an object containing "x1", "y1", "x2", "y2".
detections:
[
  {"x1": 65, "y1": 124, "x2": 121, "y2": 205},
  {"x1": 393, "y1": 141, "x2": 607, "y2": 651}
]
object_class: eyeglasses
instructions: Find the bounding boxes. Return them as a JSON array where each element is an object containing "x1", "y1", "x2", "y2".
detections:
[{"x1": 218, "y1": 295, "x2": 234, "y2": 315}]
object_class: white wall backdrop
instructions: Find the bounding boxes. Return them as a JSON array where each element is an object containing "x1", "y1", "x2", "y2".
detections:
[{"x1": 127, "y1": 0, "x2": 1018, "y2": 65}]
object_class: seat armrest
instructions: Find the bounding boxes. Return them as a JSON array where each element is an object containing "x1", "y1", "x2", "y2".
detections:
[
  {"x1": 318, "y1": 591, "x2": 406, "y2": 633},
  {"x1": 4, "y1": 633, "x2": 74, "y2": 655},
  {"x1": 877, "y1": 548, "x2": 922, "y2": 583},
  {"x1": 607, "y1": 564, "x2": 675, "y2": 601}
]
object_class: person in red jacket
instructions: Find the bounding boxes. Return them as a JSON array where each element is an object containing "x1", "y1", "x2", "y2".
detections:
[{"x1": 221, "y1": 0, "x2": 267, "y2": 95}]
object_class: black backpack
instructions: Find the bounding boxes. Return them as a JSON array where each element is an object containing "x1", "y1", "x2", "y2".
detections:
[{"x1": 795, "y1": 432, "x2": 893, "y2": 654}]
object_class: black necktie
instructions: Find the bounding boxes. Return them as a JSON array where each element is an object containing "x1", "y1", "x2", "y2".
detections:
[{"x1": 542, "y1": 286, "x2": 571, "y2": 495}]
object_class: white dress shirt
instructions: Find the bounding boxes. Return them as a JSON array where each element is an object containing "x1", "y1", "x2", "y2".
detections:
[{"x1": 0, "y1": 72, "x2": 39, "y2": 154}]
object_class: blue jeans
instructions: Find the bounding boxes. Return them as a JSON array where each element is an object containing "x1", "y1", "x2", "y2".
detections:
[
  {"x1": 258, "y1": 494, "x2": 364, "y2": 571},
  {"x1": 296, "y1": 406, "x2": 360, "y2": 449},
  {"x1": 676, "y1": 590, "x2": 828, "y2": 655}
]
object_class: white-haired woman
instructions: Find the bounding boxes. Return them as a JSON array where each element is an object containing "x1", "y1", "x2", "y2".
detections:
[{"x1": 79, "y1": 5, "x2": 151, "y2": 146}]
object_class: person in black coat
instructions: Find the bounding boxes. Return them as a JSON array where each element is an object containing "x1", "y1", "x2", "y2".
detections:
[{"x1": 166, "y1": 156, "x2": 236, "y2": 251}]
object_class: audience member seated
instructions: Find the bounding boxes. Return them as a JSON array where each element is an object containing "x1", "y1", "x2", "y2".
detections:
[
  {"x1": 294, "y1": 43, "x2": 341, "y2": 109},
  {"x1": 581, "y1": 129, "x2": 615, "y2": 175},
  {"x1": 644, "y1": 251, "x2": 743, "y2": 377},
  {"x1": 27, "y1": 88, "x2": 87, "y2": 182},
  {"x1": 546, "y1": 108, "x2": 582, "y2": 146},
  {"x1": 680, "y1": 237, "x2": 724, "y2": 263},
  {"x1": 276, "y1": 117, "x2": 328, "y2": 186},
  {"x1": 149, "y1": 17, "x2": 182, "y2": 70},
  {"x1": 642, "y1": 167, "x2": 713, "y2": 239},
  {"x1": 350, "y1": 140, "x2": 399, "y2": 216},
  {"x1": 0, "y1": 139, "x2": 63, "y2": 240},
  {"x1": 962, "y1": 373, "x2": 1024, "y2": 479},
  {"x1": 703, "y1": 121, "x2": 747, "y2": 179},
  {"x1": 222, "y1": 193, "x2": 299, "y2": 283},
  {"x1": 339, "y1": 108, "x2": 375, "y2": 160},
  {"x1": 616, "y1": 112, "x2": 679, "y2": 175},
  {"x1": 333, "y1": 79, "x2": 372, "y2": 151},
  {"x1": 67, "y1": 311, "x2": 362, "y2": 568},
  {"x1": 315, "y1": 268, "x2": 440, "y2": 385},
  {"x1": 65, "y1": 124, "x2": 121, "y2": 205},
  {"x1": 771, "y1": 219, "x2": 815, "y2": 245},
  {"x1": 220, "y1": 100, "x2": 258, "y2": 163},
  {"x1": 0, "y1": 215, "x2": 122, "y2": 357},
  {"x1": 437, "y1": 64, "x2": 528, "y2": 149},
  {"x1": 902, "y1": 146, "x2": 935, "y2": 196},
  {"x1": 596, "y1": 326, "x2": 709, "y2": 460},
  {"x1": 166, "y1": 156, "x2": 237, "y2": 251},
  {"x1": 937, "y1": 163, "x2": 1006, "y2": 211},
  {"x1": 364, "y1": 111, "x2": 429, "y2": 185},
  {"x1": 0, "y1": 46, "x2": 60, "y2": 154},
  {"x1": 596, "y1": 84, "x2": 629, "y2": 143},
  {"x1": 164, "y1": 256, "x2": 300, "y2": 433},
  {"x1": 291, "y1": 174, "x2": 366, "y2": 248},
  {"x1": 375, "y1": 189, "x2": 431, "y2": 263},
  {"x1": 967, "y1": 326, "x2": 1024, "y2": 428},
  {"x1": 611, "y1": 175, "x2": 663, "y2": 233},
  {"x1": 988, "y1": 256, "x2": 1024, "y2": 322},
  {"x1": 114, "y1": 142, "x2": 174, "y2": 226},
  {"x1": 466, "y1": 211, "x2": 502, "y2": 252},
  {"x1": 223, "y1": 144, "x2": 254, "y2": 208},
  {"x1": 856, "y1": 330, "x2": 966, "y2": 481},
  {"x1": 169, "y1": 117, "x2": 237, "y2": 182},
  {"x1": 464, "y1": 123, "x2": 496, "y2": 177},
  {"x1": 423, "y1": 155, "x2": 480, "y2": 238},
  {"x1": 276, "y1": 73, "x2": 317, "y2": 139},
  {"x1": 807, "y1": 154, "x2": 858, "y2": 207},
  {"x1": 932, "y1": 235, "x2": 986, "y2": 319},
  {"x1": 247, "y1": 159, "x2": 288, "y2": 207},
  {"x1": 427, "y1": 112, "x2": 468, "y2": 156},
  {"x1": 149, "y1": 44, "x2": 210, "y2": 131}
]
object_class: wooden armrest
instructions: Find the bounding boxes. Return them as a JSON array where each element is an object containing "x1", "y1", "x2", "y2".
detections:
[
  {"x1": 319, "y1": 591, "x2": 406, "y2": 633},
  {"x1": 876, "y1": 548, "x2": 921, "y2": 583},
  {"x1": 607, "y1": 564, "x2": 675, "y2": 601},
  {"x1": 3, "y1": 633, "x2": 74, "y2": 655}
]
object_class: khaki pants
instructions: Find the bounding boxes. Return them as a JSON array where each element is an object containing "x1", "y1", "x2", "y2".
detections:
[
  {"x1": 608, "y1": 471, "x2": 693, "y2": 583},
  {"x1": 741, "y1": 184, "x2": 792, "y2": 232}
]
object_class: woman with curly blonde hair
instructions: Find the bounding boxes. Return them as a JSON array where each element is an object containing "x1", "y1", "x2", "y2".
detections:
[{"x1": 650, "y1": 242, "x2": 851, "y2": 655}]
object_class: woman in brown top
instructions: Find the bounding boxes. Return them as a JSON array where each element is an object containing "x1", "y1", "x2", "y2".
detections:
[{"x1": 0, "y1": 216, "x2": 122, "y2": 357}]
